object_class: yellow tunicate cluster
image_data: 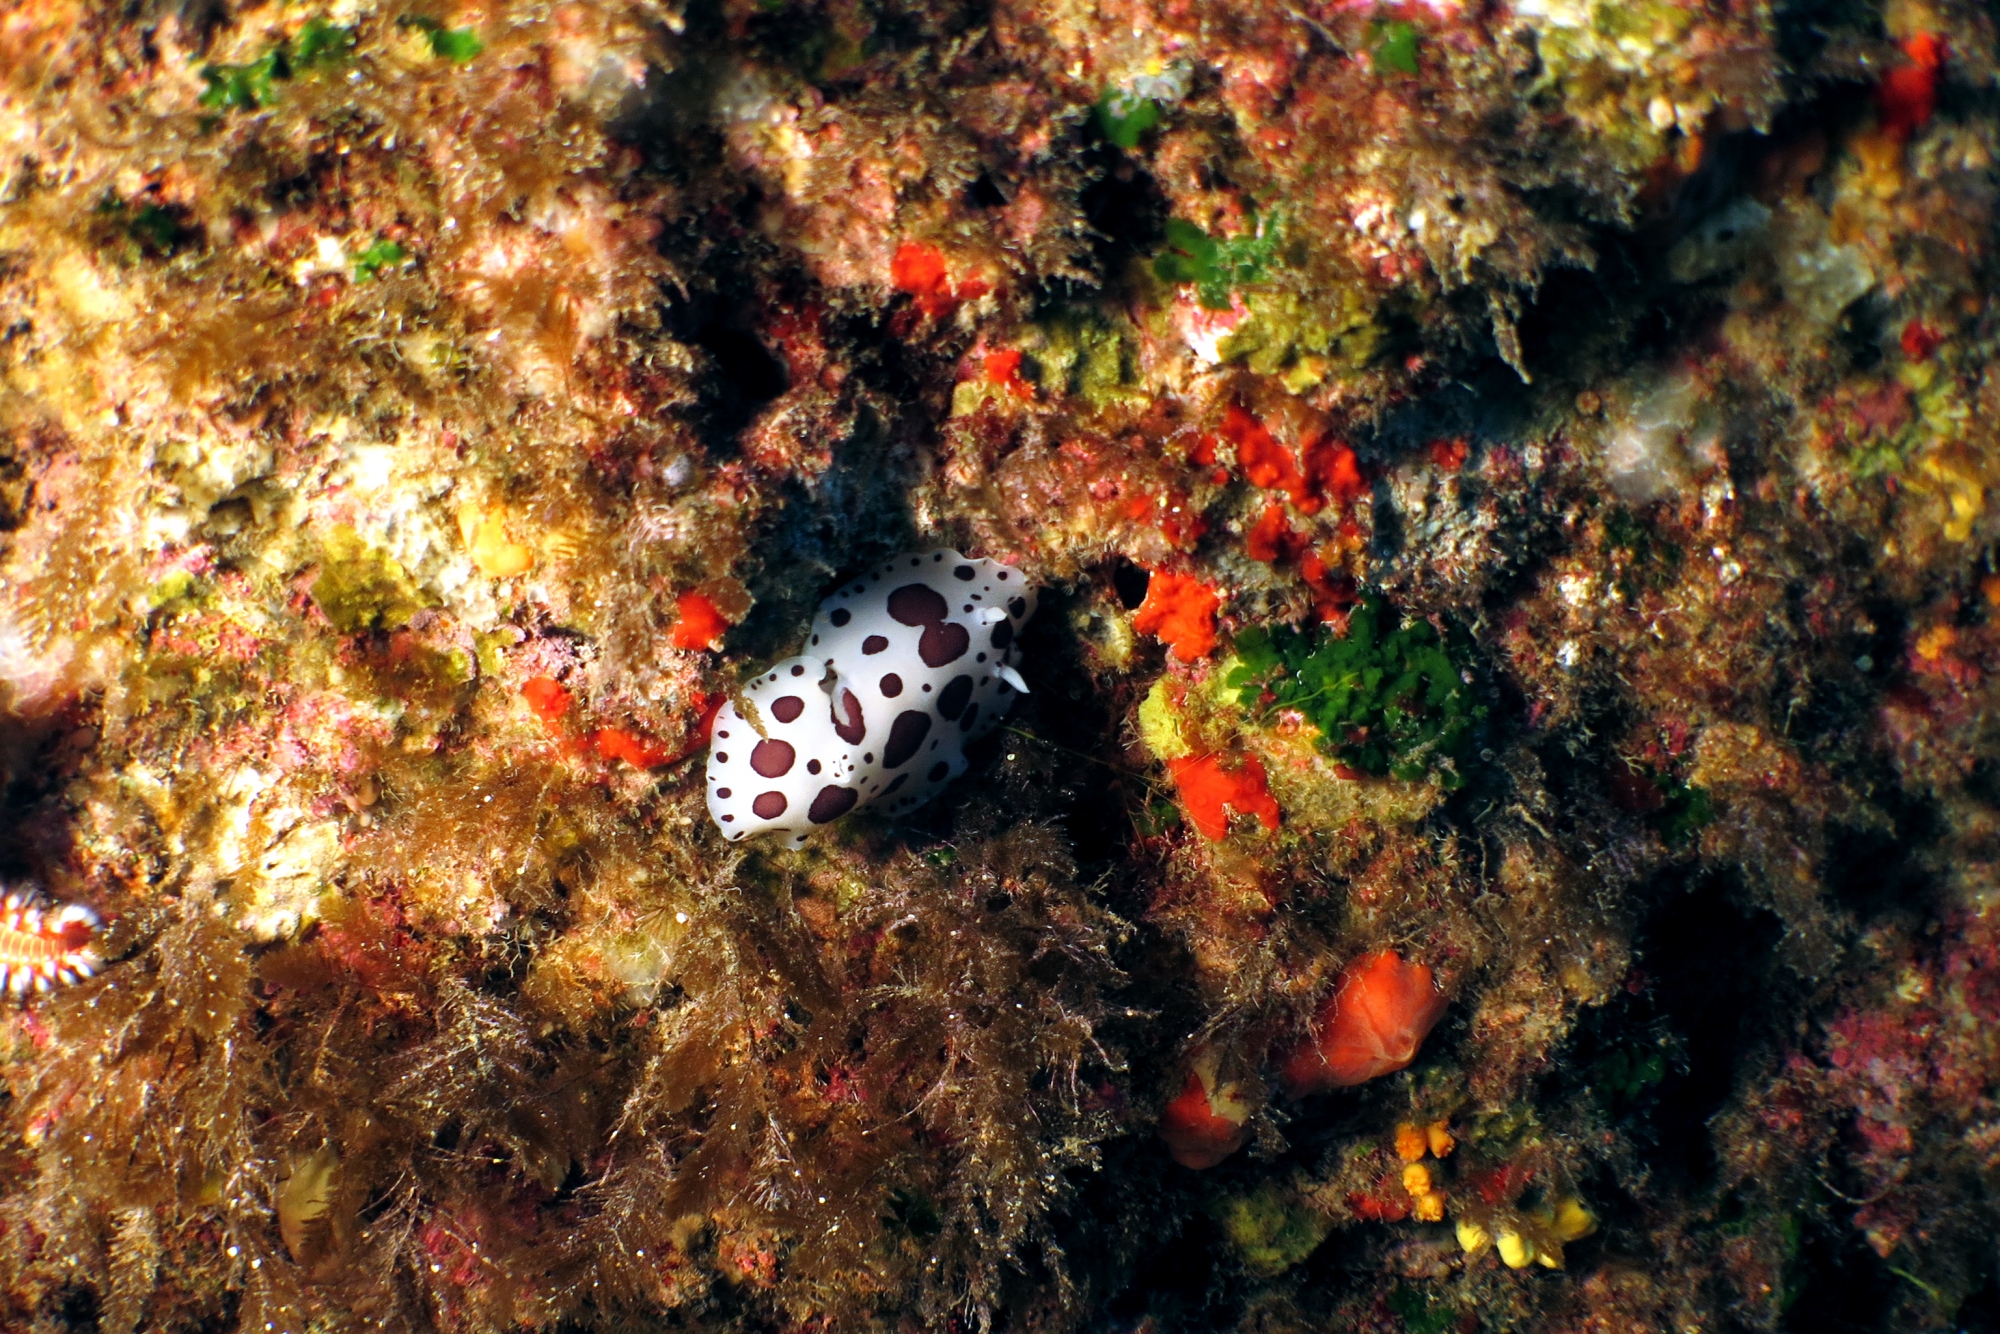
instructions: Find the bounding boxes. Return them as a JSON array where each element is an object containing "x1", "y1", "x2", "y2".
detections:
[
  {"x1": 1915, "y1": 622, "x2": 1958, "y2": 661},
  {"x1": 1455, "y1": 1195, "x2": 1598, "y2": 1270},
  {"x1": 457, "y1": 502, "x2": 536, "y2": 578},
  {"x1": 1393, "y1": 1121, "x2": 1453, "y2": 1222}
]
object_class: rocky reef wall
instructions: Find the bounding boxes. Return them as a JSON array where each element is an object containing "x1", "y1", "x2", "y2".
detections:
[{"x1": 3, "y1": 0, "x2": 2000, "y2": 1330}]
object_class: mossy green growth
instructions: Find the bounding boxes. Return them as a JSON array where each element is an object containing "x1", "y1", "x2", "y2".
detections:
[
  {"x1": 1132, "y1": 796, "x2": 1183, "y2": 837},
  {"x1": 198, "y1": 18, "x2": 353, "y2": 111},
  {"x1": 310, "y1": 527, "x2": 429, "y2": 633},
  {"x1": 1592, "y1": 1044, "x2": 1668, "y2": 1107},
  {"x1": 1371, "y1": 21, "x2": 1420, "y2": 76},
  {"x1": 1227, "y1": 597, "x2": 1484, "y2": 786},
  {"x1": 94, "y1": 195, "x2": 195, "y2": 260},
  {"x1": 353, "y1": 239, "x2": 409, "y2": 282},
  {"x1": 1154, "y1": 213, "x2": 1278, "y2": 311},
  {"x1": 199, "y1": 50, "x2": 285, "y2": 111},
  {"x1": 128, "y1": 204, "x2": 192, "y2": 256},
  {"x1": 400, "y1": 16, "x2": 485, "y2": 63},
  {"x1": 292, "y1": 17, "x2": 357, "y2": 68},
  {"x1": 1388, "y1": 1285, "x2": 1457, "y2": 1334},
  {"x1": 1094, "y1": 88, "x2": 1163, "y2": 149},
  {"x1": 473, "y1": 630, "x2": 512, "y2": 677},
  {"x1": 1214, "y1": 1182, "x2": 1332, "y2": 1276},
  {"x1": 1655, "y1": 774, "x2": 1713, "y2": 844}
]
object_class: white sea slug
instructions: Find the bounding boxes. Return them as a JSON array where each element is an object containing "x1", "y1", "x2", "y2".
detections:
[
  {"x1": 0, "y1": 888, "x2": 102, "y2": 996},
  {"x1": 706, "y1": 550, "x2": 1036, "y2": 845}
]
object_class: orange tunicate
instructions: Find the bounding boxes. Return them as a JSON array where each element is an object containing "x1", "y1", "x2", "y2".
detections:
[
  {"x1": 668, "y1": 592, "x2": 730, "y2": 651},
  {"x1": 1282, "y1": 951, "x2": 1449, "y2": 1095},
  {"x1": 1168, "y1": 752, "x2": 1280, "y2": 840},
  {"x1": 1132, "y1": 569, "x2": 1221, "y2": 661},
  {"x1": 1157, "y1": 1051, "x2": 1253, "y2": 1169}
]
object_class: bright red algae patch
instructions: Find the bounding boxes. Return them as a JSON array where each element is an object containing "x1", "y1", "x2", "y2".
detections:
[
  {"x1": 593, "y1": 727, "x2": 674, "y2": 768},
  {"x1": 1313, "y1": 438, "x2": 1367, "y2": 504},
  {"x1": 891, "y1": 242, "x2": 987, "y2": 319},
  {"x1": 1878, "y1": 32, "x2": 1944, "y2": 142},
  {"x1": 1282, "y1": 951, "x2": 1449, "y2": 1095},
  {"x1": 1243, "y1": 503, "x2": 1359, "y2": 623},
  {"x1": 1133, "y1": 569, "x2": 1222, "y2": 660},
  {"x1": 1222, "y1": 403, "x2": 1314, "y2": 510},
  {"x1": 522, "y1": 675, "x2": 573, "y2": 724},
  {"x1": 522, "y1": 676, "x2": 710, "y2": 769},
  {"x1": 983, "y1": 349, "x2": 1034, "y2": 399},
  {"x1": 1219, "y1": 403, "x2": 1367, "y2": 514},
  {"x1": 1247, "y1": 502, "x2": 1291, "y2": 563},
  {"x1": 1168, "y1": 752, "x2": 1280, "y2": 840}
]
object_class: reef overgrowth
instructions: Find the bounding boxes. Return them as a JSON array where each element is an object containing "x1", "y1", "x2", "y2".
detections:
[{"x1": 3, "y1": 0, "x2": 2000, "y2": 1331}]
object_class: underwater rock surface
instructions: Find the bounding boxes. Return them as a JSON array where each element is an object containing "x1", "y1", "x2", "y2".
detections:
[{"x1": 3, "y1": 1, "x2": 2000, "y2": 1331}]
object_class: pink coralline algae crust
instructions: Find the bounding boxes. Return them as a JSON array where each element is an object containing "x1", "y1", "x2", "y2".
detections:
[{"x1": 1815, "y1": 912, "x2": 2000, "y2": 1276}]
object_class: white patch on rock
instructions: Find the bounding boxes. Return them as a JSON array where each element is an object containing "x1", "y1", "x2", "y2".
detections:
[{"x1": 1602, "y1": 374, "x2": 1725, "y2": 505}]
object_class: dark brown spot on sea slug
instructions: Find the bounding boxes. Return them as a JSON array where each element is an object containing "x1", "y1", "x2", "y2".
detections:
[
  {"x1": 809, "y1": 785, "x2": 858, "y2": 823},
  {"x1": 884, "y1": 710, "x2": 933, "y2": 767},
  {"x1": 888, "y1": 584, "x2": 949, "y2": 627},
  {"x1": 751, "y1": 739, "x2": 796, "y2": 777},
  {"x1": 937, "y1": 674, "x2": 974, "y2": 720},
  {"x1": 919, "y1": 622, "x2": 970, "y2": 667}
]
